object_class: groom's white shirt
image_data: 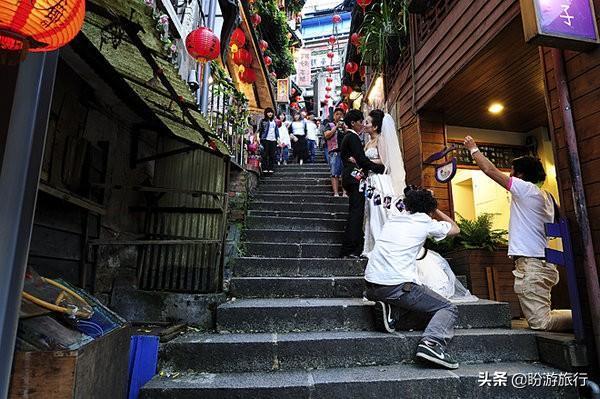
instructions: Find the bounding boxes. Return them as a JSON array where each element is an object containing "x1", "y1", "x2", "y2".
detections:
[{"x1": 365, "y1": 211, "x2": 451, "y2": 286}]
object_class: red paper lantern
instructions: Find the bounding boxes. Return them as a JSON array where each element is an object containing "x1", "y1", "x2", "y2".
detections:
[
  {"x1": 357, "y1": 0, "x2": 373, "y2": 13},
  {"x1": 326, "y1": 66, "x2": 334, "y2": 73},
  {"x1": 251, "y1": 14, "x2": 262, "y2": 26},
  {"x1": 325, "y1": 94, "x2": 331, "y2": 99},
  {"x1": 239, "y1": 68, "x2": 257, "y2": 84},
  {"x1": 271, "y1": 71, "x2": 277, "y2": 79},
  {"x1": 264, "y1": 55, "x2": 272, "y2": 66},
  {"x1": 0, "y1": 0, "x2": 86, "y2": 52},
  {"x1": 339, "y1": 102, "x2": 349, "y2": 112},
  {"x1": 230, "y1": 27, "x2": 246, "y2": 52},
  {"x1": 233, "y1": 47, "x2": 252, "y2": 67},
  {"x1": 351, "y1": 33, "x2": 362, "y2": 48},
  {"x1": 326, "y1": 76, "x2": 333, "y2": 83},
  {"x1": 290, "y1": 102, "x2": 298, "y2": 108},
  {"x1": 259, "y1": 39, "x2": 269, "y2": 52},
  {"x1": 345, "y1": 61, "x2": 359, "y2": 76},
  {"x1": 328, "y1": 35, "x2": 336, "y2": 46},
  {"x1": 332, "y1": 14, "x2": 342, "y2": 24},
  {"x1": 341, "y1": 85, "x2": 353, "y2": 97},
  {"x1": 327, "y1": 51, "x2": 335, "y2": 59},
  {"x1": 325, "y1": 86, "x2": 332, "y2": 92},
  {"x1": 186, "y1": 27, "x2": 220, "y2": 63}
]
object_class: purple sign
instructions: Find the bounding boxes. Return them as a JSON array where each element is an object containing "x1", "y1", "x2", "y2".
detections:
[{"x1": 535, "y1": 0, "x2": 599, "y2": 41}]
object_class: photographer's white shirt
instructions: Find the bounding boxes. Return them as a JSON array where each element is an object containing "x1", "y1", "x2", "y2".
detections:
[
  {"x1": 365, "y1": 212, "x2": 451, "y2": 286},
  {"x1": 507, "y1": 177, "x2": 554, "y2": 257}
]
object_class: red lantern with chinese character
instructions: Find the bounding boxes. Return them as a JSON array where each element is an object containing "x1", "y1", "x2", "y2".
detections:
[
  {"x1": 186, "y1": 27, "x2": 220, "y2": 63},
  {"x1": 327, "y1": 51, "x2": 335, "y2": 59},
  {"x1": 357, "y1": 0, "x2": 372, "y2": 13},
  {"x1": 264, "y1": 55, "x2": 272, "y2": 66},
  {"x1": 328, "y1": 35, "x2": 336, "y2": 46},
  {"x1": 345, "y1": 61, "x2": 359, "y2": 76},
  {"x1": 251, "y1": 14, "x2": 261, "y2": 26},
  {"x1": 230, "y1": 27, "x2": 245, "y2": 53},
  {"x1": 341, "y1": 85, "x2": 353, "y2": 97},
  {"x1": 332, "y1": 14, "x2": 342, "y2": 24},
  {"x1": 326, "y1": 65, "x2": 334, "y2": 73},
  {"x1": 351, "y1": 33, "x2": 362, "y2": 48},
  {"x1": 0, "y1": 0, "x2": 86, "y2": 53},
  {"x1": 326, "y1": 76, "x2": 333, "y2": 83},
  {"x1": 259, "y1": 39, "x2": 268, "y2": 52}
]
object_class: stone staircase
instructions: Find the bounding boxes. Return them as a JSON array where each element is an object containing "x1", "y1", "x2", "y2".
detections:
[{"x1": 140, "y1": 158, "x2": 578, "y2": 399}]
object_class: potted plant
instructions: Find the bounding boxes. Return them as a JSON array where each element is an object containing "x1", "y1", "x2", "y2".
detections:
[{"x1": 430, "y1": 213, "x2": 522, "y2": 318}]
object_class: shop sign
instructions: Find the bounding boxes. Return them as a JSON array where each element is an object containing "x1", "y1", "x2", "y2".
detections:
[
  {"x1": 295, "y1": 49, "x2": 313, "y2": 87},
  {"x1": 521, "y1": 0, "x2": 600, "y2": 50},
  {"x1": 277, "y1": 78, "x2": 290, "y2": 103}
]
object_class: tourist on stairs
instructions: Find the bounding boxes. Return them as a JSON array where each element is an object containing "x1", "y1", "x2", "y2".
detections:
[
  {"x1": 258, "y1": 107, "x2": 279, "y2": 174},
  {"x1": 323, "y1": 107, "x2": 347, "y2": 197},
  {"x1": 306, "y1": 113, "x2": 319, "y2": 164},
  {"x1": 277, "y1": 113, "x2": 291, "y2": 165},
  {"x1": 289, "y1": 112, "x2": 308, "y2": 165}
]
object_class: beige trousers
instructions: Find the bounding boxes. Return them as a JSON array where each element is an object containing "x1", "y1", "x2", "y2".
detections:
[{"x1": 512, "y1": 257, "x2": 572, "y2": 331}]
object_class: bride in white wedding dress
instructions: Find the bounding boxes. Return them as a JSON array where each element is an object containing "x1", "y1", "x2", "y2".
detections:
[{"x1": 361, "y1": 110, "x2": 477, "y2": 303}]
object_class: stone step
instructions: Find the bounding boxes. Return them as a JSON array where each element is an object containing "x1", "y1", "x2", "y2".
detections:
[
  {"x1": 160, "y1": 329, "x2": 539, "y2": 374},
  {"x1": 247, "y1": 210, "x2": 348, "y2": 220},
  {"x1": 252, "y1": 193, "x2": 348, "y2": 203},
  {"x1": 257, "y1": 185, "x2": 333, "y2": 193},
  {"x1": 246, "y1": 216, "x2": 346, "y2": 231},
  {"x1": 270, "y1": 171, "x2": 332, "y2": 178},
  {"x1": 260, "y1": 178, "x2": 333, "y2": 185},
  {"x1": 217, "y1": 298, "x2": 512, "y2": 333},
  {"x1": 140, "y1": 362, "x2": 577, "y2": 399},
  {"x1": 244, "y1": 242, "x2": 341, "y2": 258},
  {"x1": 275, "y1": 164, "x2": 331, "y2": 171},
  {"x1": 231, "y1": 257, "x2": 366, "y2": 277},
  {"x1": 230, "y1": 276, "x2": 363, "y2": 298},
  {"x1": 243, "y1": 229, "x2": 345, "y2": 243},
  {"x1": 249, "y1": 201, "x2": 348, "y2": 213}
]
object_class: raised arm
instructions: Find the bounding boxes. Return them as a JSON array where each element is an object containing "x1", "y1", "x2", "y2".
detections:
[
  {"x1": 433, "y1": 209, "x2": 460, "y2": 236},
  {"x1": 463, "y1": 136, "x2": 510, "y2": 189}
]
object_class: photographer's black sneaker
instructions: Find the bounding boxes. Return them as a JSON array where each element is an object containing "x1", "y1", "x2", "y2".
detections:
[
  {"x1": 373, "y1": 301, "x2": 396, "y2": 333},
  {"x1": 415, "y1": 340, "x2": 459, "y2": 369}
]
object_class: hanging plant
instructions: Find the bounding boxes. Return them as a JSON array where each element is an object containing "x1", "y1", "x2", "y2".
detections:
[{"x1": 359, "y1": 0, "x2": 410, "y2": 73}]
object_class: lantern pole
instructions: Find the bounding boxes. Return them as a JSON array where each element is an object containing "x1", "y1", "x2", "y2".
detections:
[
  {"x1": 200, "y1": 0, "x2": 217, "y2": 114},
  {"x1": 0, "y1": 50, "x2": 59, "y2": 399}
]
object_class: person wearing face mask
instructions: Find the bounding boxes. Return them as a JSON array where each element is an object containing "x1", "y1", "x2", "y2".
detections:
[{"x1": 258, "y1": 108, "x2": 279, "y2": 173}]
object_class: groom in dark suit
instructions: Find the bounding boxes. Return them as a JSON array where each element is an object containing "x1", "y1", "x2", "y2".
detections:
[{"x1": 340, "y1": 110, "x2": 385, "y2": 258}]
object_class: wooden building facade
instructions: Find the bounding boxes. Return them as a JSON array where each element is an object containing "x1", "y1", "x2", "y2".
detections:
[{"x1": 386, "y1": 0, "x2": 600, "y2": 367}]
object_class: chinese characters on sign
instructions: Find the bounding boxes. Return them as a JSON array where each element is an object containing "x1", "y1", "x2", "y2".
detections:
[
  {"x1": 521, "y1": 0, "x2": 600, "y2": 50},
  {"x1": 295, "y1": 49, "x2": 312, "y2": 87},
  {"x1": 277, "y1": 78, "x2": 290, "y2": 103}
]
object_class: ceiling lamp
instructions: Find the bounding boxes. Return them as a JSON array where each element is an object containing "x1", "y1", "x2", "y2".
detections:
[
  {"x1": 488, "y1": 102, "x2": 505, "y2": 114},
  {"x1": 186, "y1": 27, "x2": 221, "y2": 63},
  {"x1": 0, "y1": 0, "x2": 85, "y2": 54}
]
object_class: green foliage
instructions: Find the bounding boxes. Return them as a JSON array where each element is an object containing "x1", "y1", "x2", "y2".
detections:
[
  {"x1": 359, "y1": 0, "x2": 410, "y2": 73},
  {"x1": 210, "y1": 61, "x2": 250, "y2": 136},
  {"x1": 253, "y1": 0, "x2": 296, "y2": 78},
  {"x1": 427, "y1": 213, "x2": 508, "y2": 254},
  {"x1": 285, "y1": 0, "x2": 305, "y2": 14}
]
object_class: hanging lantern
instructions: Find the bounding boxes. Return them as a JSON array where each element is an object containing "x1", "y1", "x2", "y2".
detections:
[
  {"x1": 357, "y1": 0, "x2": 373, "y2": 13},
  {"x1": 325, "y1": 94, "x2": 331, "y2": 99},
  {"x1": 326, "y1": 76, "x2": 333, "y2": 83},
  {"x1": 290, "y1": 102, "x2": 298, "y2": 108},
  {"x1": 332, "y1": 14, "x2": 342, "y2": 24},
  {"x1": 327, "y1": 51, "x2": 335, "y2": 59},
  {"x1": 326, "y1": 65, "x2": 334, "y2": 73},
  {"x1": 339, "y1": 102, "x2": 349, "y2": 112},
  {"x1": 233, "y1": 47, "x2": 252, "y2": 67},
  {"x1": 259, "y1": 39, "x2": 269, "y2": 52},
  {"x1": 230, "y1": 27, "x2": 246, "y2": 53},
  {"x1": 264, "y1": 55, "x2": 272, "y2": 66},
  {"x1": 328, "y1": 35, "x2": 336, "y2": 46},
  {"x1": 251, "y1": 14, "x2": 262, "y2": 26},
  {"x1": 351, "y1": 33, "x2": 362, "y2": 48},
  {"x1": 0, "y1": 0, "x2": 86, "y2": 53},
  {"x1": 239, "y1": 68, "x2": 257, "y2": 84},
  {"x1": 271, "y1": 71, "x2": 277, "y2": 79},
  {"x1": 186, "y1": 27, "x2": 220, "y2": 63},
  {"x1": 341, "y1": 85, "x2": 353, "y2": 97},
  {"x1": 325, "y1": 86, "x2": 332, "y2": 92},
  {"x1": 345, "y1": 61, "x2": 359, "y2": 77},
  {"x1": 360, "y1": 65, "x2": 367, "y2": 80}
]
